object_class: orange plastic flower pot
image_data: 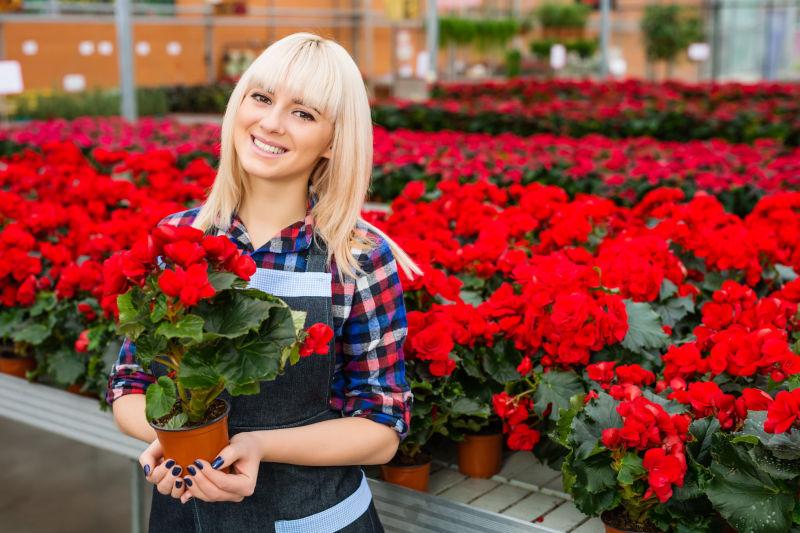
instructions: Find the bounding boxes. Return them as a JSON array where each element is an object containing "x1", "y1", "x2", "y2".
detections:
[
  {"x1": 380, "y1": 461, "x2": 431, "y2": 492},
  {"x1": 457, "y1": 433, "x2": 503, "y2": 478},
  {"x1": 0, "y1": 356, "x2": 36, "y2": 379},
  {"x1": 150, "y1": 400, "x2": 231, "y2": 473}
]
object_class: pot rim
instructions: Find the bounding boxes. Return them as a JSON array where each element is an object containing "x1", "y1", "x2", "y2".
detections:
[
  {"x1": 148, "y1": 397, "x2": 231, "y2": 433},
  {"x1": 382, "y1": 460, "x2": 432, "y2": 470}
]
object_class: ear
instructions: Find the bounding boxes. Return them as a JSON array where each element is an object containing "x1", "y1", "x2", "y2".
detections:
[{"x1": 321, "y1": 144, "x2": 332, "y2": 159}]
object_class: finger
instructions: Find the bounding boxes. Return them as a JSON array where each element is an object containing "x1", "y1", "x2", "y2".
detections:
[
  {"x1": 195, "y1": 459, "x2": 254, "y2": 497},
  {"x1": 187, "y1": 461, "x2": 243, "y2": 502},
  {"x1": 138, "y1": 440, "x2": 163, "y2": 479},
  {"x1": 181, "y1": 474, "x2": 211, "y2": 502},
  {"x1": 170, "y1": 477, "x2": 186, "y2": 500},
  {"x1": 156, "y1": 463, "x2": 183, "y2": 496},
  {"x1": 148, "y1": 458, "x2": 176, "y2": 486}
]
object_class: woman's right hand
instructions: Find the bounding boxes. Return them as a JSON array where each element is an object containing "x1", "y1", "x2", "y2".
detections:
[{"x1": 140, "y1": 439, "x2": 187, "y2": 500}]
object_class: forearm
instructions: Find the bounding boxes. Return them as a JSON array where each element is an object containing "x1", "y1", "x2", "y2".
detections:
[
  {"x1": 252, "y1": 417, "x2": 400, "y2": 466},
  {"x1": 111, "y1": 394, "x2": 157, "y2": 443}
]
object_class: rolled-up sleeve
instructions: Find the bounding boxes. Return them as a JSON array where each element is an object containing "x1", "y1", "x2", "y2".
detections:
[
  {"x1": 105, "y1": 337, "x2": 156, "y2": 406},
  {"x1": 336, "y1": 236, "x2": 413, "y2": 440}
]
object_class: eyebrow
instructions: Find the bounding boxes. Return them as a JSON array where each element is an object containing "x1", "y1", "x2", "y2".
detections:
[{"x1": 255, "y1": 84, "x2": 321, "y2": 115}]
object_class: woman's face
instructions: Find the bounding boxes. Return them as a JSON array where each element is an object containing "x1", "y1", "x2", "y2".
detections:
[{"x1": 234, "y1": 84, "x2": 333, "y2": 185}]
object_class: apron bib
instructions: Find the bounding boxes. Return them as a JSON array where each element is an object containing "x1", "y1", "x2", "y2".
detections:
[{"x1": 149, "y1": 235, "x2": 384, "y2": 533}]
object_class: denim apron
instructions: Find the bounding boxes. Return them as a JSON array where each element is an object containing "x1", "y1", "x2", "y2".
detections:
[{"x1": 149, "y1": 234, "x2": 384, "y2": 533}]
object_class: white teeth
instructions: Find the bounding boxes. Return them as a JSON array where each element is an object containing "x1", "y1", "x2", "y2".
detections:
[{"x1": 252, "y1": 137, "x2": 287, "y2": 154}]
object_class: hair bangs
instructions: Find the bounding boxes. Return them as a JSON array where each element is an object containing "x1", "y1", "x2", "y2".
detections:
[{"x1": 246, "y1": 39, "x2": 342, "y2": 123}]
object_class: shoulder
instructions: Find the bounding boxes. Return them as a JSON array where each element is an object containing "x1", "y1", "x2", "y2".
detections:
[
  {"x1": 350, "y1": 219, "x2": 396, "y2": 276},
  {"x1": 156, "y1": 207, "x2": 202, "y2": 228}
]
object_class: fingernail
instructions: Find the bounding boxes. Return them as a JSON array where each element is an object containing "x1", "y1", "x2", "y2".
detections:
[
  {"x1": 171, "y1": 466, "x2": 182, "y2": 476},
  {"x1": 143, "y1": 464, "x2": 151, "y2": 477},
  {"x1": 211, "y1": 456, "x2": 224, "y2": 469},
  {"x1": 182, "y1": 496, "x2": 193, "y2": 504},
  {"x1": 184, "y1": 477, "x2": 193, "y2": 487},
  {"x1": 165, "y1": 459, "x2": 175, "y2": 469},
  {"x1": 194, "y1": 460, "x2": 204, "y2": 470},
  {"x1": 187, "y1": 465, "x2": 196, "y2": 476},
  {"x1": 175, "y1": 480, "x2": 183, "y2": 489}
]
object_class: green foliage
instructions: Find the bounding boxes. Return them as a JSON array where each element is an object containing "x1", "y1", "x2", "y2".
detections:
[
  {"x1": 117, "y1": 262, "x2": 307, "y2": 427},
  {"x1": 439, "y1": 17, "x2": 520, "y2": 52},
  {"x1": 536, "y1": 2, "x2": 590, "y2": 29},
  {"x1": 641, "y1": 4, "x2": 704, "y2": 63},
  {"x1": 529, "y1": 38, "x2": 599, "y2": 59},
  {"x1": 706, "y1": 435, "x2": 797, "y2": 533}
]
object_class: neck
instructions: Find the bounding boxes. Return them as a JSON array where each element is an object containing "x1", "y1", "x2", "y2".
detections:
[{"x1": 238, "y1": 177, "x2": 309, "y2": 231}]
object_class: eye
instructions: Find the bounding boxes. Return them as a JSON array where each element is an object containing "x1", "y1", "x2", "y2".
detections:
[{"x1": 296, "y1": 111, "x2": 315, "y2": 122}]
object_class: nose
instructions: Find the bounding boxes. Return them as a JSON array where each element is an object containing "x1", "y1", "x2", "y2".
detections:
[{"x1": 258, "y1": 105, "x2": 285, "y2": 135}]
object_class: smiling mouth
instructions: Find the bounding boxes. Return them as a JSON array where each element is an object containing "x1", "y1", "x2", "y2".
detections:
[{"x1": 251, "y1": 135, "x2": 290, "y2": 155}]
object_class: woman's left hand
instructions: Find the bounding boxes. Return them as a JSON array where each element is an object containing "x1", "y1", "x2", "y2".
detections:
[{"x1": 180, "y1": 431, "x2": 262, "y2": 503}]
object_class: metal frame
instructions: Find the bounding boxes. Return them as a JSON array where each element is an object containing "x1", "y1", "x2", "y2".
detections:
[{"x1": 0, "y1": 373, "x2": 554, "y2": 533}]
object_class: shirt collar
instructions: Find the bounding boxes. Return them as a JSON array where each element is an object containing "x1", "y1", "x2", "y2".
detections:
[{"x1": 229, "y1": 191, "x2": 317, "y2": 254}]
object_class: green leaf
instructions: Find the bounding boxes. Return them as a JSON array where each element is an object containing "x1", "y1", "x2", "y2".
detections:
[
  {"x1": 739, "y1": 411, "x2": 800, "y2": 460},
  {"x1": 145, "y1": 376, "x2": 177, "y2": 421},
  {"x1": 459, "y1": 290, "x2": 483, "y2": 306},
  {"x1": 12, "y1": 323, "x2": 50, "y2": 344},
  {"x1": 116, "y1": 290, "x2": 145, "y2": 339},
  {"x1": 197, "y1": 293, "x2": 277, "y2": 340},
  {"x1": 481, "y1": 340, "x2": 520, "y2": 384},
  {"x1": 149, "y1": 293, "x2": 168, "y2": 323},
  {"x1": 534, "y1": 370, "x2": 584, "y2": 421},
  {"x1": 642, "y1": 389, "x2": 687, "y2": 414},
  {"x1": 451, "y1": 397, "x2": 490, "y2": 418},
  {"x1": 179, "y1": 351, "x2": 223, "y2": 390},
  {"x1": 750, "y1": 444, "x2": 800, "y2": 481},
  {"x1": 291, "y1": 310, "x2": 307, "y2": 332},
  {"x1": 659, "y1": 279, "x2": 678, "y2": 301},
  {"x1": 221, "y1": 336, "x2": 283, "y2": 394},
  {"x1": 156, "y1": 314, "x2": 205, "y2": 343},
  {"x1": 617, "y1": 452, "x2": 645, "y2": 485},
  {"x1": 707, "y1": 435, "x2": 795, "y2": 533},
  {"x1": 47, "y1": 349, "x2": 85, "y2": 385},
  {"x1": 688, "y1": 417, "x2": 720, "y2": 465},
  {"x1": 29, "y1": 291, "x2": 57, "y2": 317},
  {"x1": 208, "y1": 271, "x2": 240, "y2": 292},
  {"x1": 162, "y1": 412, "x2": 188, "y2": 430},
  {"x1": 132, "y1": 334, "x2": 168, "y2": 368},
  {"x1": 0, "y1": 308, "x2": 23, "y2": 338},
  {"x1": 569, "y1": 452, "x2": 619, "y2": 516},
  {"x1": 655, "y1": 295, "x2": 695, "y2": 327},
  {"x1": 621, "y1": 299, "x2": 669, "y2": 352}
]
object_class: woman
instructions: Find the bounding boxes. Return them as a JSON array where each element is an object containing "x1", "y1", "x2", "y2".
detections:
[{"x1": 107, "y1": 32, "x2": 422, "y2": 532}]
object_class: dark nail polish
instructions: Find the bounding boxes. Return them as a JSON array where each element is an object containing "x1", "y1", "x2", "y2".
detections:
[
  {"x1": 175, "y1": 480, "x2": 183, "y2": 489},
  {"x1": 143, "y1": 464, "x2": 151, "y2": 477},
  {"x1": 165, "y1": 459, "x2": 175, "y2": 469},
  {"x1": 211, "y1": 456, "x2": 224, "y2": 469},
  {"x1": 194, "y1": 460, "x2": 204, "y2": 470},
  {"x1": 171, "y1": 466, "x2": 182, "y2": 476},
  {"x1": 187, "y1": 465, "x2": 196, "y2": 476},
  {"x1": 184, "y1": 477, "x2": 193, "y2": 487}
]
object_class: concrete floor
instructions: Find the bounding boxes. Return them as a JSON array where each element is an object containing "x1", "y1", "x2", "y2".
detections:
[{"x1": 0, "y1": 416, "x2": 151, "y2": 533}]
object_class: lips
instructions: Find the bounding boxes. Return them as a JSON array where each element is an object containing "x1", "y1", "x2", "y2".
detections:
[{"x1": 251, "y1": 134, "x2": 289, "y2": 152}]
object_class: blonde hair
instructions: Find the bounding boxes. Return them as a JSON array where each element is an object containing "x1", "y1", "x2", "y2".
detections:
[{"x1": 191, "y1": 32, "x2": 423, "y2": 283}]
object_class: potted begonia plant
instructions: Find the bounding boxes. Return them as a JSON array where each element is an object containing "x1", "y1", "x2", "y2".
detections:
[
  {"x1": 554, "y1": 390, "x2": 736, "y2": 533},
  {"x1": 102, "y1": 224, "x2": 333, "y2": 471}
]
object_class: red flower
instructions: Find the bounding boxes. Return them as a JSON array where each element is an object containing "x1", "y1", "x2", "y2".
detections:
[
  {"x1": 507, "y1": 424, "x2": 540, "y2": 451},
  {"x1": 410, "y1": 323, "x2": 454, "y2": 362},
  {"x1": 516, "y1": 356, "x2": 533, "y2": 376},
  {"x1": 765, "y1": 389, "x2": 800, "y2": 434},
  {"x1": 157, "y1": 264, "x2": 216, "y2": 306},
  {"x1": 643, "y1": 448, "x2": 685, "y2": 503},
  {"x1": 202, "y1": 235, "x2": 239, "y2": 264},
  {"x1": 75, "y1": 330, "x2": 90, "y2": 353},
  {"x1": 163, "y1": 241, "x2": 207, "y2": 269},
  {"x1": 225, "y1": 252, "x2": 257, "y2": 281},
  {"x1": 299, "y1": 323, "x2": 334, "y2": 357}
]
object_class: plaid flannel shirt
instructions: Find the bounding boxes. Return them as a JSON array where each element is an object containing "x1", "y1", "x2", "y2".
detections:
[{"x1": 106, "y1": 193, "x2": 412, "y2": 440}]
